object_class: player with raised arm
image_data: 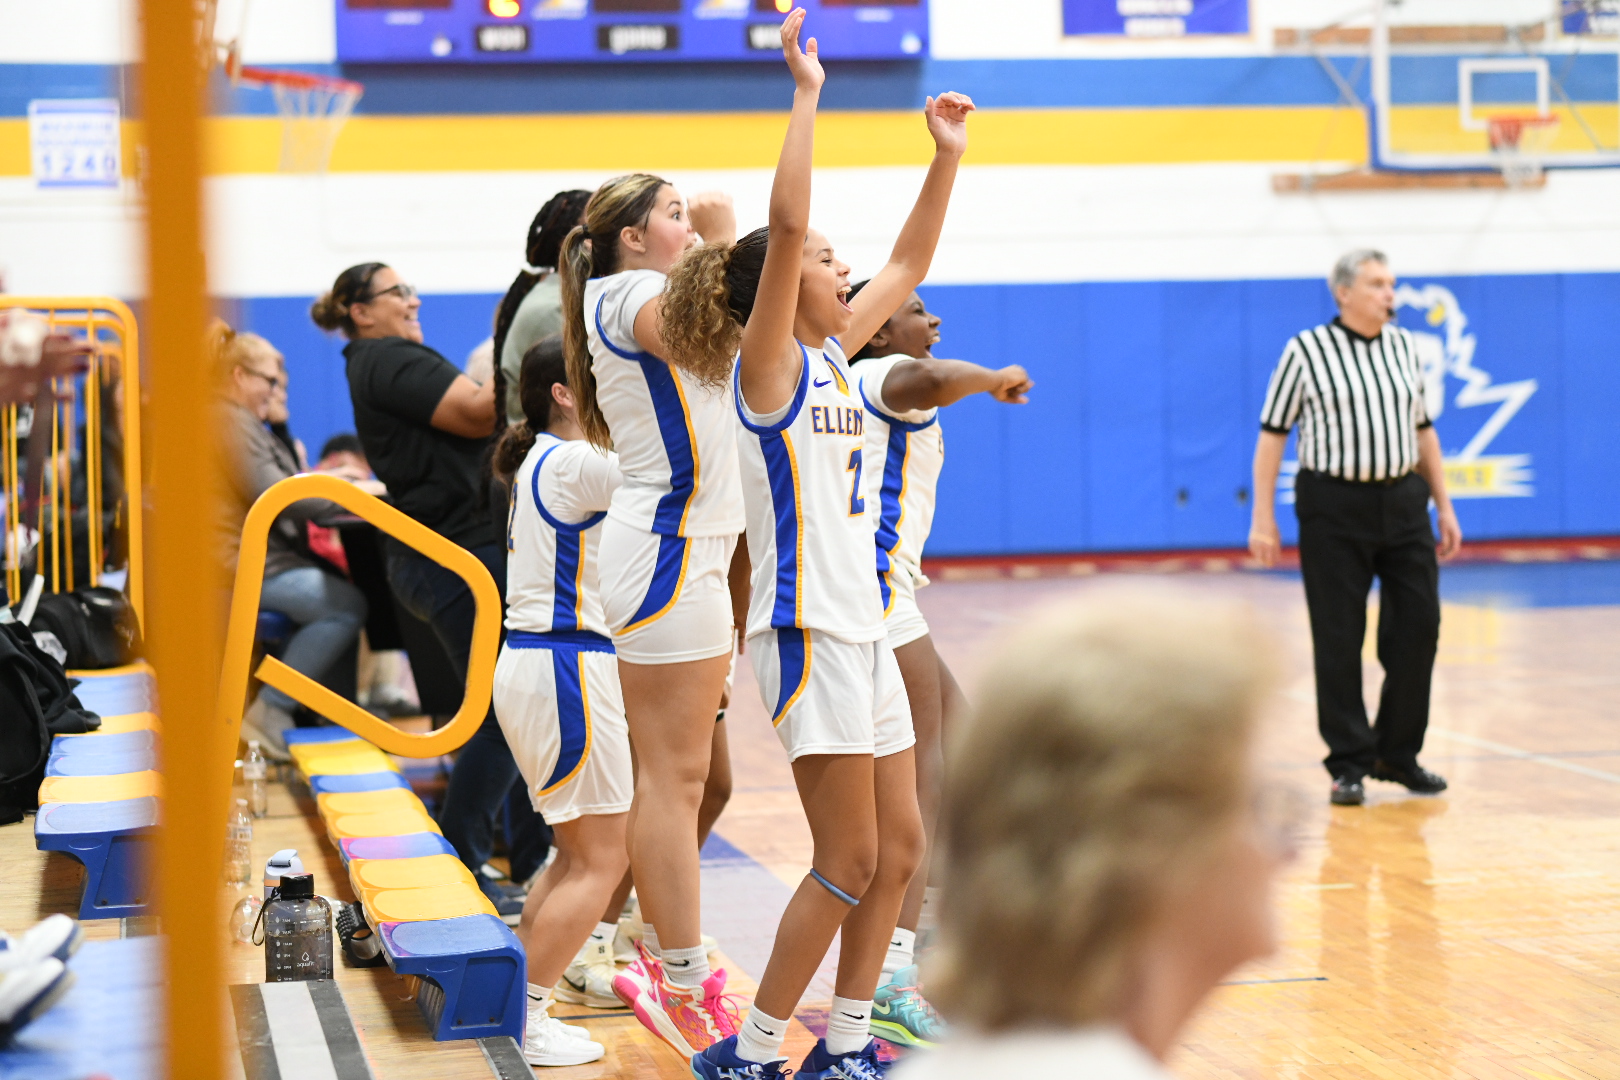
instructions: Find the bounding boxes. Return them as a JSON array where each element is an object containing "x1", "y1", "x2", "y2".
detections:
[
  {"x1": 844, "y1": 283, "x2": 1032, "y2": 1049},
  {"x1": 557, "y1": 178, "x2": 747, "y2": 1055},
  {"x1": 658, "y1": 10, "x2": 974, "y2": 1076}
]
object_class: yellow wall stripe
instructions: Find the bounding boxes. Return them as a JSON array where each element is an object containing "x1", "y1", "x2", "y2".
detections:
[{"x1": 0, "y1": 106, "x2": 1373, "y2": 177}]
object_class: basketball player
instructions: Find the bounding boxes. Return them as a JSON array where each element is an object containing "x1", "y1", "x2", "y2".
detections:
[
  {"x1": 659, "y1": 10, "x2": 973, "y2": 1076},
  {"x1": 845, "y1": 284, "x2": 1032, "y2": 1049},
  {"x1": 489, "y1": 338, "x2": 630, "y2": 1067},
  {"x1": 557, "y1": 176, "x2": 746, "y2": 1054}
]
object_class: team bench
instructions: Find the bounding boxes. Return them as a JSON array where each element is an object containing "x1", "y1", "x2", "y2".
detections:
[
  {"x1": 283, "y1": 726, "x2": 525, "y2": 1042},
  {"x1": 33, "y1": 665, "x2": 161, "y2": 921}
]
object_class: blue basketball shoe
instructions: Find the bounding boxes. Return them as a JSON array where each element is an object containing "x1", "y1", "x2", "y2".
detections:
[
  {"x1": 798, "y1": 1037, "x2": 887, "y2": 1079},
  {"x1": 689, "y1": 1034, "x2": 789, "y2": 1079}
]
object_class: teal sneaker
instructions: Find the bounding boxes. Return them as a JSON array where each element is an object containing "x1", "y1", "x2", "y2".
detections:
[{"x1": 868, "y1": 966, "x2": 946, "y2": 1049}]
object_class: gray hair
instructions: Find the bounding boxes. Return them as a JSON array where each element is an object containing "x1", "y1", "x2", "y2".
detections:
[{"x1": 1330, "y1": 248, "x2": 1388, "y2": 294}]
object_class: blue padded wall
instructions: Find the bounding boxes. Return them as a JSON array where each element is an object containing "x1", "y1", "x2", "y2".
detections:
[{"x1": 243, "y1": 272, "x2": 1620, "y2": 557}]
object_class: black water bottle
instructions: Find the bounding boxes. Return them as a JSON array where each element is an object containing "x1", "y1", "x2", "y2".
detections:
[{"x1": 263, "y1": 872, "x2": 334, "y2": 982}]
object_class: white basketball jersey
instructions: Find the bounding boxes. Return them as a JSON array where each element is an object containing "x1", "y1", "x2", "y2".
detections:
[
  {"x1": 505, "y1": 433, "x2": 622, "y2": 637},
  {"x1": 735, "y1": 338, "x2": 886, "y2": 644},
  {"x1": 853, "y1": 355, "x2": 943, "y2": 613},
  {"x1": 584, "y1": 270, "x2": 744, "y2": 538}
]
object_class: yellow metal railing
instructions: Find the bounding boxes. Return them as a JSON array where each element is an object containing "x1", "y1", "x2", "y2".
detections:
[
  {"x1": 0, "y1": 297, "x2": 145, "y2": 625},
  {"x1": 218, "y1": 472, "x2": 501, "y2": 758}
]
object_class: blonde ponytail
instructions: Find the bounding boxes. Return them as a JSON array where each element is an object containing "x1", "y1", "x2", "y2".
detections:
[{"x1": 558, "y1": 223, "x2": 610, "y2": 449}]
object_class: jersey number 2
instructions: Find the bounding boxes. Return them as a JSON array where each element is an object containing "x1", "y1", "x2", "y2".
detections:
[{"x1": 846, "y1": 448, "x2": 866, "y2": 516}]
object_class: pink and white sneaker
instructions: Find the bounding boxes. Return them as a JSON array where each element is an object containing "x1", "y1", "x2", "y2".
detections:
[
  {"x1": 612, "y1": 944, "x2": 694, "y2": 1057},
  {"x1": 659, "y1": 967, "x2": 744, "y2": 1054}
]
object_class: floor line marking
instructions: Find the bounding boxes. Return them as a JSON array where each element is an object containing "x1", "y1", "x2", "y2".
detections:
[
  {"x1": 1427, "y1": 728, "x2": 1620, "y2": 785},
  {"x1": 1220, "y1": 976, "x2": 1328, "y2": 986}
]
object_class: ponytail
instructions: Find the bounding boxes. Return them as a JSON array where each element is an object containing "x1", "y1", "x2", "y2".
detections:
[
  {"x1": 558, "y1": 224, "x2": 608, "y2": 450},
  {"x1": 558, "y1": 173, "x2": 671, "y2": 452},
  {"x1": 489, "y1": 335, "x2": 569, "y2": 485},
  {"x1": 492, "y1": 189, "x2": 592, "y2": 428},
  {"x1": 661, "y1": 226, "x2": 770, "y2": 387}
]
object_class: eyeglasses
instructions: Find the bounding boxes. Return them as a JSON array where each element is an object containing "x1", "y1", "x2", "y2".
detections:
[
  {"x1": 239, "y1": 367, "x2": 280, "y2": 386},
  {"x1": 364, "y1": 282, "x2": 418, "y2": 303}
]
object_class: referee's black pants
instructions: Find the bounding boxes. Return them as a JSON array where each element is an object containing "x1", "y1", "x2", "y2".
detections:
[{"x1": 1295, "y1": 470, "x2": 1440, "y2": 781}]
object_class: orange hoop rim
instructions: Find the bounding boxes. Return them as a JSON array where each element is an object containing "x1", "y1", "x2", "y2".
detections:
[{"x1": 230, "y1": 62, "x2": 365, "y2": 96}]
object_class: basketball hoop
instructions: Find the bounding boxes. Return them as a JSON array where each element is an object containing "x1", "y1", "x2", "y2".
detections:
[
  {"x1": 1487, "y1": 114, "x2": 1560, "y2": 188},
  {"x1": 229, "y1": 63, "x2": 364, "y2": 174}
]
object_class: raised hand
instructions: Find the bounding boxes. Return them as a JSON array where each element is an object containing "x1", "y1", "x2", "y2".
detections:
[
  {"x1": 925, "y1": 91, "x2": 974, "y2": 156},
  {"x1": 687, "y1": 190, "x2": 737, "y2": 245},
  {"x1": 781, "y1": 8, "x2": 824, "y2": 93},
  {"x1": 989, "y1": 365, "x2": 1033, "y2": 404}
]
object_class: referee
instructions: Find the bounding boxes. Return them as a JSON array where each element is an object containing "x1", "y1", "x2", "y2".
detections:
[{"x1": 1249, "y1": 249, "x2": 1462, "y2": 806}]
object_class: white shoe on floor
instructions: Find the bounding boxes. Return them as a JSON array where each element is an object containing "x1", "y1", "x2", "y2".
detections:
[
  {"x1": 0, "y1": 914, "x2": 82, "y2": 968},
  {"x1": 522, "y1": 1014, "x2": 605, "y2": 1067},
  {"x1": 240, "y1": 698, "x2": 294, "y2": 762},
  {"x1": 0, "y1": 957, "x2": 73, "y2": 1042},
  {"x1": 555, "y1": 937, "x2": 622, "y2": 1008}
]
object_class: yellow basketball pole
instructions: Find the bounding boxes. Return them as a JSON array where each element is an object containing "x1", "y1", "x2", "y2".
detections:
[{"x1": 141, "y1": 1, "x2": 227, "y2": 1078}]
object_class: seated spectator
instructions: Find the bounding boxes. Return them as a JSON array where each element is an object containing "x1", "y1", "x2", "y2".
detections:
[
  {"x1": 314, "y1": 432, "x2": 386, "y2": 495},
  {"x1": 894, "y1": 590, "x2": 1294, "y2": 1080},
  {"x1": 265, "y1": 353, "x2": 308, "y2": 471},
  {"x1": 212, "y1": 321, "x2": 368, "y2": 758}
]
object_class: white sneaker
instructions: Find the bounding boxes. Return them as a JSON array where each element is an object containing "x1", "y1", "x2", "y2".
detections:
[
  {"x1": 555, "y1": 936, "x2": 622, "y2": 1008},
  {"x1": 0, "y1": 957, "x2": 73, "y2": 1041},
  {"x1": 0, "y1": 915, "x2": 82, "y2": 968},
  {"x1": 522, "y1": 1013, "x2": 605, "y2": 1067}
]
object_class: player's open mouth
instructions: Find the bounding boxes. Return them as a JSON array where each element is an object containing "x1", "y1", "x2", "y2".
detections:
[{"x1": 836, "y1": 287, "x2": 852, "y2": 312}]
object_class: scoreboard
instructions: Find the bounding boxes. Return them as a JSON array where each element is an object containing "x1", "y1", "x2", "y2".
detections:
[{"x1": 336, "y1": 0, "x2": 928, "y2": 64}]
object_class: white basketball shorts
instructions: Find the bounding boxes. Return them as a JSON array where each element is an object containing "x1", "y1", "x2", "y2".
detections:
[
  {"x1": 749, "y1": 628, "x2": 914, "y2": 762},
  {"x1": 598, "y1": 520, "x2": 737, "y2": 666},
  {"x1": 492, "y1": 633, "x2": 633, "y2": 823}
]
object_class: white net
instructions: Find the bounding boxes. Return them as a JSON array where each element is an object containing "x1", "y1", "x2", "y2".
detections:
[
  {"x1": 267, "y1": 78, "x2": 363, "y2": 173},
  {"x1": 1488, "y1": 115, "x2": 1562, "y2": 187}
]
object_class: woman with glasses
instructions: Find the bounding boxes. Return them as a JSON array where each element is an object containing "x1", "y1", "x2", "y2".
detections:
[
  {"x1": 212, "y1": 319, "x2": 368, "y2": 759},
  {"x1": 312, "y1": 263, "x2": 539, "y2": 921}
]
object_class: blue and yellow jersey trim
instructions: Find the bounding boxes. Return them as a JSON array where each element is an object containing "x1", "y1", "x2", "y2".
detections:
[
  {"x1": 621, "y1": 533, "x2": 692, "y2": 633},
  {"x1": 593, "y1": 295, "x2": 701, "y2": 537},
  {"x1": 529, "y1": 437, "x2": 608, "y2": 633},
  {"x1": 770, "y1": 628, "x2": 814, "y2": 727},
  {"x1": 858, "y1": 379, "x2": 938, "y2": 614},
  {"x1": 736, "y1": 347, "x2": 813, "y2": 631}
]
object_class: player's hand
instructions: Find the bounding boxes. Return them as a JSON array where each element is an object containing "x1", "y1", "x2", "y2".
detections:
[
  {"x1": 990, "y1": 365, "x2": 1032, "y2": 404},
  {"x1": 925, "y1": 91, "x2": 974, "y2": 156},
  {"x1": 781, "y1": 9, "x2": 824, "y2": 93},
  {"x1": 1436, "y1": 506, "x2": 1462, "y2": 562},
  {"x1": 687, "y1": 191, "x2": 737, "y2": 246},
  {"x1": 1248, "y1": 519, "x2": 1281, "y2": 568}
]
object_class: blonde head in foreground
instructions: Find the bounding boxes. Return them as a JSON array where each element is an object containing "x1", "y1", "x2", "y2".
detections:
[{"x1": 926, "y1": 590, "x2": 1291, "y2": 1058}]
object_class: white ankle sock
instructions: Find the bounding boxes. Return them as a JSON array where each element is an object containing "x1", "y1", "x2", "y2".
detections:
[
  {"x1": 526, "y1": 982, "x2": 552, "y2": 1033},
  {"x1": 643, "y1": 924, "x2": 662, "y2": 958},
  {"x1": 882, "y1": 927, "x2": 916, "y2": 975},
  {"x1": 662, "y1": 943, "x2": 710, "y2": 989},
  {"x1": 826, "y1": 995, "x2": 872, "y2": 1056},
  {"x1": 736, "y1": 1005, "x2": 789, "y2": 1063},
  {"x1": 589, "y1": 921, "x2": 616, "y2": 944}
]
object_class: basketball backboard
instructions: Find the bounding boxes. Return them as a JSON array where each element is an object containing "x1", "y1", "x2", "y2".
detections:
[{"x1": 1369, "y1": 0, "x2": 1620, "y2": 173}]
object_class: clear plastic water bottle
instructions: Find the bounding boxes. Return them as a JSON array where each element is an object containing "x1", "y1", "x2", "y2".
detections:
[
  {"x1": 264, "y1": 873, "x2": 334, "y2": 982},
  {"x1": 244, "y1": 741, "x2": 268, "y2": 819},
  {"x1": 230, "y1": 894, "x2": 263, "y2": 943},
  {"x1": 263, "y1": 849, "x2": 304, "y2": 900},
  {"x1": 224, "y1": 798, "x2": 253, "y2": 886}
]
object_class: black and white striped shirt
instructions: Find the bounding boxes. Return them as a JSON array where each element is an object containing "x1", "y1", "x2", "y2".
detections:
[{"x1": 1260, "y1": 319, "x2": 1432, "y2": 482}]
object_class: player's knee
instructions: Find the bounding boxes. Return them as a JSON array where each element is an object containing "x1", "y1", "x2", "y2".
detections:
[
  {"x1": 875, "y1": 816, "x2": 926, "y2": 888},
  {"x1": 817, "y1": 840, "x2": 879, "y2": 901}
]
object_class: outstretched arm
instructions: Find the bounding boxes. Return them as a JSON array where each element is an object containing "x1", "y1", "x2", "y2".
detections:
[
  {"x1": 879, "y1": 359, "x2": 1032, "y2": 413},
  {"x1": 738, "y1": 8, "x2": 822, "y2": 416},
  {"x1": 842, "y1": 92, "x2": 974, "y2": 358}
]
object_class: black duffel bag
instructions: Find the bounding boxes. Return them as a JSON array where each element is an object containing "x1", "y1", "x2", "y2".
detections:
[
  {"x1": 29, "y1": 586, "x2": 143, "y2": 671},
  {"x1": 0, "y1": 619, "x2": 101, "y2": 818}
]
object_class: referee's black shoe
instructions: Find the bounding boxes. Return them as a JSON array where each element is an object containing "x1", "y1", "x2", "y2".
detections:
[
  {"x1": 1372, "y1": 760, "x2": 1448, "y2": 795},
  {"x1": 1330, "y1": 776, "x2": 1365, "y2": 806}
]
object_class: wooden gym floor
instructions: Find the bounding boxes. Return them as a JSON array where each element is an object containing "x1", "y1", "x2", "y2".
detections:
[{"x1": 3, "y1": 558, "x2": 1618, "y2": 1079}]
